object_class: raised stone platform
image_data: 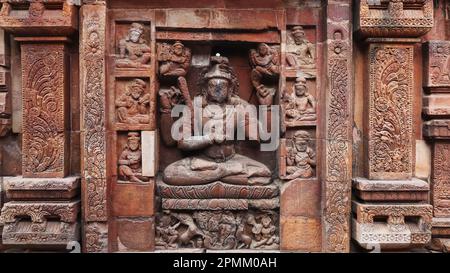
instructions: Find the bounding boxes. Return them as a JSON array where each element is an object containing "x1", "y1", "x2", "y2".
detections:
[
  {"x1": 157, "y1": 179, "x2": 279, "y2": 199},
  {"x1": 352, "y1": 201, "x2": 432, "y2": 250},
  {"x1": 3, "y1": 176, "x2": 80, "y2": 200},
  {"x1": 352, "y1": 177, "x2": 429, "y2": 201}
]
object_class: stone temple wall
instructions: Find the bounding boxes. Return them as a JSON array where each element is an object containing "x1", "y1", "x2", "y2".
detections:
[{"x1": 0, "y1": 0, "x2": 448, "y2": 253}]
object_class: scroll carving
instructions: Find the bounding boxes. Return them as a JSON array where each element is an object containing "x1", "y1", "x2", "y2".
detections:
[
  {"x1": 368, "y1": 45, "x2": 413, "y2": 180},
  {"x1": 80, "y1": 6, "x2": 107, "y2": 222},
  {"x1": 21, "y1": 43, "x2": 67, "y2": 178}
]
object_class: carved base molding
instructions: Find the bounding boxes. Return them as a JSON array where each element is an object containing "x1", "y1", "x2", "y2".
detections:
[
  {"x1": 353, "y1": 178, "x2": 429, "y2": 202},
  {"x1": 0, "y1": 177, "x2": 81, "y2": 248},
  {"x1": 155, "y1": 210, "x2": 279, "y2": 250},
  {"x1": 352, "y1": 201, "x2": 432, "y2": 250}
]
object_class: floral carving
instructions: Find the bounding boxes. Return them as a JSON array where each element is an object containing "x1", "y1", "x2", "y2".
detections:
[
  {"x1": 368, "y1": 45, "x2": 413, "y2": 179},
  {"x1": 80, "y1": 8, "x2": 107, "y2": 222},
  {"x1": 21, "y1": 43, "x2": 66, "y2": 177},
  {"x1": 432, "y1": 143, "x2": 450, "y2": 217}
]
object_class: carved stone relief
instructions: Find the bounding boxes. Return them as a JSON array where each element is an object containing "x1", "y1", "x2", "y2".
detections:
[
  {"x1": 118, "y1": 132, "x2": 149, "y2": 183},
  {"x1": 157, "y1": 41, "x2": 191, "y2": 77},
  {"x1": 156, "y1": 210, "x2": 279, "y2": 250},
  {"x1": 424, "y1": 41, "x2": 450, "y2": 88},
  {"x1": 115, "y1": 78, "x2": 151, "y2": 125},
  {"x1": 21, "y1": 42, "x2": 68, "y2": 178},
  {"x1": 284, "y1": 130, "x2": 316, "y2": 180},
  {"x1": 116, "y1": 22, "x2": 151, "y2": 69},
  {"x1": 286, "y1": 26, "x2": 316, "y2": 70},
  {"x1": 368, "y1": 44, "x2": 413, "y2": 180},
  {"x1": 432, "y1": 142, "x2": 450, "y2": 217},
  {"x1": 283, "y1": 76, "x2": 317, "y2": 127}
]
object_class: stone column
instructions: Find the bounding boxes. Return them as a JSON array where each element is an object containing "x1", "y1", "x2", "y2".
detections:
[
  {"x1": 79, "y1": 2, "x2": 108, "y2": 252},
  {"x1": 322, "y1": 0, "x2": 353, "y2": 253},
  {"x1": 0, "y1": 0, "x2": 80, "y2": 250},
  {"x1": 423, "y1": 40, "x2": 450, "y2": 252},
  {"x1": 352, "y1": 0, "x2": 434, "y2": 251}
]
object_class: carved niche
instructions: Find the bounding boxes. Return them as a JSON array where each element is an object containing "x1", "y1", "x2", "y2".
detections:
[
  {"x1": 20, "y1": 42, "x2": 69, "y2": 178},
  {"x1": 424, "y1": 41, "x2": 450, "y2": 89},
  {"x1": 283, "y1": 76, "x2": 317, "y2": 127},
  {"x1": 117, "y1": 131, "x2": 149, "y2": 184},
  {"x1": 367, "y1": 44, "x2": 413, "y2": 180},
  {"x1": 249, "y1": 43, "x2": 279, "y2": 105},
  {"x1": 281, "y1": 130, "x2": 316, "y2": 180},
  {"x1": 115, "y1": 78, "x2": 151, "y2": 126},
  {"x1": 286, "y1": 26, "x2": 316, "y2": 70},
  {"x1": 358, "y1": 0, "x2": 434, "y2": 37},
  {"x1": 116, "y1": 22, "x2": 151, "y2": 69}
]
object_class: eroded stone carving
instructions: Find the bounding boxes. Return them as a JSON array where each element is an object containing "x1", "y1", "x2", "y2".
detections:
[
  {"x1": 285, "y1": 131, "x2": 316, "y2": 180},
  {"x1": 249, "y1": 43, "x2": 279, "y2": 102},
  {"x1": 432, "y1": 143, "x2": 450, "y2": 217},
  {"x1": 157, "y1": 41, "x2": 191, "y2": 77},
  {"x1": 156, "y1": 210, "x2": 279, "y2": 250},
  {"x1": 116, "y1": 22, "x2": 151, "y2": 68},
  {"x1": 118, "y1": 132, "x2": 149, "y2": 183},
  {"x1": 286, "y1": 26, "x2": 316, "y2": 69},
  {"x1": 368, "y1": 45, "x2": 413, "y2": 180},
  {"x1": 21, "y1": 43, "x2": 67, "y2": 178},
  {"x1": 160, "y1": 56, "x2": 272, "y2": 186},
  {"x1": 424, "y1": 41, "x2": 450, "y2": 88},
  {"x1": 115, "y1": 79, "x2": 150, "y2": 124},
  {"x1": 358, "y1": 0, "x2": 434, "y2": 37},
  {"x1": 284, "y1": 76, "x2": 317, "y2": 125},
  {"x1": 80, "y1": 6, "x2": 107, "y2": 222}
]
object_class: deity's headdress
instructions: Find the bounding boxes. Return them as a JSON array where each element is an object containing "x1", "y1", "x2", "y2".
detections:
[{"x1": 199, "y1": 55, "x2": 239, "y2": 96}]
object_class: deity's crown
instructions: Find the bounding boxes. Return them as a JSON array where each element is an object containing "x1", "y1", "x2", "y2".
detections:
[
  {"x1": 294, "y1": 130, "x2": 310, "y2": 141},
  {"x1": 128, "y1": 132, "x2": 140, "y2": 140},
  {"x1": 173, "y1": 41, "x2": 184, "y2": 48},
  {"x1": 204, "y1": 55, "x2": 233, "y2": 81},
  {"x1": 131, "y1": 78, "x2": 146, "y2": 88},
  {"x1": 130, "y1": 22, "x2": 144, "y2": 33},
  {"x1": 292, "y1": 26, "x2": 305, "y2": 34}
]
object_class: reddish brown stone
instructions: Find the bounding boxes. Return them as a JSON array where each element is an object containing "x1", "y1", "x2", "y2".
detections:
[
  {"x1": 280, "y1": 178, "x2": 320, "y2": 217},
  {"x1": 113, "y1": 181, "x2": 155, "y2": 217},
  {"x1": 280, "y1": 216, "x2": 321, "y2": 252},
  {"x1": 116, "y1": 217, "x2": 155, "y2": 252}
]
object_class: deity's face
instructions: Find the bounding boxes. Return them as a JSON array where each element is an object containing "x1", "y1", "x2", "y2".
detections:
[
  {"x1": 128, "y1": 138, "x2": 140, "y2": 151},
  {"x1": 258, "y1": 44, "x2": 269, "y2": 56},
  {"x1": 130, "y1": 85, "x2": 144, "y2": 99},
  {"x1": 173, "y1": 45, "x2": 183, "y2": 56},
  {"x1": 294, "y1": 83, "x2": 306, "y2": 97},
  {"x1": 206, "y1": 78, "x2": 230, "y2": 103},
  {"x1": 294, "y1": 139, "x2": 307, "y2": 152},
  {"x1": 293, "y1": 31, "x2": 306, "y2": 44},
  {"x1": 261, "y1": 216, "x2": 272, "y2": 227},
  {"x1": 129, "y1": 29, "x2": 143, "y2": 43}
]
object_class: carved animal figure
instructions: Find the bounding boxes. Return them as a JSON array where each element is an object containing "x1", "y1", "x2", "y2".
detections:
[{"x1": 173, "y1": 213, "x2": 205, "y2": 247}]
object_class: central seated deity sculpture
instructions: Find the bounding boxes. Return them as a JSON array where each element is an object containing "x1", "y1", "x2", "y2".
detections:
[{"x1": 161, "y1": 56, "x2": 272, "y2": 186}]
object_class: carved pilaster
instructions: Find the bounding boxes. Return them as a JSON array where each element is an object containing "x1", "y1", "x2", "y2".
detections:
[
  {"x1": 18, "y1": 39, "x2": 70, "y2": 178},
  {"x1": 367, "y1": 44, "x2": 413, "y2": 180},
  {"x1": 80, "y1": 3, "x2": 108, "y2": 252},
  {"x1": 322, "y1": 1, "x2": 353, "y2": 253}
]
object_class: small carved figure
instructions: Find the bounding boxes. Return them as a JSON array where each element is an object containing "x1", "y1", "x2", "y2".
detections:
[
  {"x1": 286, "y1": 131, "x2": 316, "y2": 179},
  {"x1": 249, "y1": 43, "x2": 280, "y2": 90},
  {"x1": 115, "y1": 79, "x2": 150, "y2": 124},
  {"x1": 173, "y1": 213, "x2": 205, "y2": 247},
  {"x1": 116, "y1": 23, "x2": 151, "y2": 68},
  {"x1": 284, "y1": 76, "x2": 317, "y2": 122},
  {"x1": 158, "y1": 41, "x2": 191, "y2": 77},
  {"x1": 118, "y1": 132, "x2": 149, "y2": 183},
  {"x1": 286, "y1": 26, "x2": 316, "y2": 69},
  {"x1": 156, "y1": 214, "x2": 179, "y2": 249}
]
